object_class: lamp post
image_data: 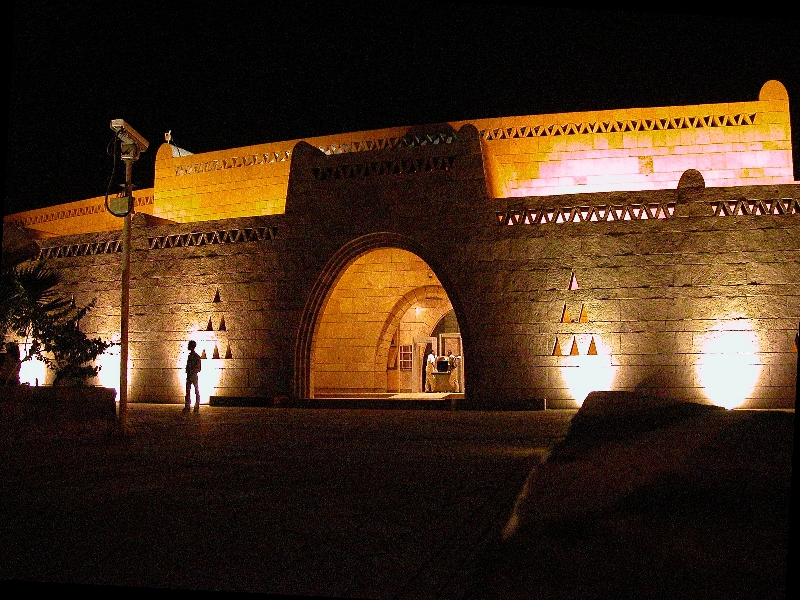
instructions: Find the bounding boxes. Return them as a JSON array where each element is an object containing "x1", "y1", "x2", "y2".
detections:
[{"x1": 107, "y1": 119, "x2": 148, "y2": 434}]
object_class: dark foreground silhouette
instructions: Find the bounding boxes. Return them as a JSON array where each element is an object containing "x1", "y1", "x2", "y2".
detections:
[{"x1": 468, "y1": 392, "x2": 793, "y2": 600}]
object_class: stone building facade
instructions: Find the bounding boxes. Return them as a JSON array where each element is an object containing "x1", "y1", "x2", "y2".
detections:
[{"x1": 4, "y1": 81, "x2": 799, "y2": 409}]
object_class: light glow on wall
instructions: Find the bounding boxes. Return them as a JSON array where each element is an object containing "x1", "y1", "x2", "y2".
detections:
[
  {"x1": 559, "y1": 337, "x2": 616, "y2": 406},
  {"x1": 696, "y1": 319, "x2": 761, "y2": 409},
  {"x1": 196, "y1": 354, "x2": 223, "y2": 405},
  {"x1": 180, "y1": 332, "x2": 224, "y2": 405},
  {"x1": 95, "y1": 343, "x2": 121, "y2": 397},
  {"x1": 18, "y1": 355, "x2": 47, "y2": 387}
]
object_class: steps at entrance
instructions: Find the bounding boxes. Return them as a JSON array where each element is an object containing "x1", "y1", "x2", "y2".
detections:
[
  {"x1": 296, "y1": 393, "x2": 464, "y2": 410},
  {"x1": 210, "y1": 393, "x2": 465, "y2": 409}
]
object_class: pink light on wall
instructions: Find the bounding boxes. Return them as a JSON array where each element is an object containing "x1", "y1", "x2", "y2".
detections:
[{"x1": 471, "y1": 80, "x2": 794, "y2": 199}]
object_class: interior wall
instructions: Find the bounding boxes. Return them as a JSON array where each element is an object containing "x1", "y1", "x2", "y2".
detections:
[{"x1": 312, "y1": 247, "x2": 452, "y2": 396}]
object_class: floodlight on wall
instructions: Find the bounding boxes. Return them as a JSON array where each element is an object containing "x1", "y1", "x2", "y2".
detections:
[
  {"x1": 559, "y1": 335, "x2": 616, "y2": 406},
  {"x1": 696, "y1": 319, "x2": 761, "y2": 410},
  {"x1": 95, "y1": 342, "x2": 121, "y2": 396},
  {"x1": 182, "y1": 343, "x2": 223, "y2": 406},
  {"x1": 18, "y1": 355, "x2": 47, "y2": 387}
]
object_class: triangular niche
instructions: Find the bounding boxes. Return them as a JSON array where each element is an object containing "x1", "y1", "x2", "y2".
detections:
[
  {"x1": 560, "y1": 303, "x2": 572, "y2": 323},
  {"x1": 568, "y1": 271, "x2": 579, "y2": 291},
  {"x1": 579, "y1": 304, "x2": 589, "y2": 323}
]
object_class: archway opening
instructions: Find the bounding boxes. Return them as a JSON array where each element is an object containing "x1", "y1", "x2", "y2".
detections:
[{"x1": 311, "y1": 247, "x2": 464, "y2": 398}]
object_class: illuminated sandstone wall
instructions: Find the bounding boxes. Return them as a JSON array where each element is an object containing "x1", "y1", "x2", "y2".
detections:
[
  {"x1": 151, "y1": 126, "x2": 411, "y2": 223},
  {"x1": 5, "y1": 81, "x2": 794, "y2": 234},
  {"x1": 22, "y1": 181, "x2": 799, "y2": 408},
  {"x1": 284, "y1": 128, "x2": 799, "y2": 409},
  {"x1": 9, "y1": 121, "x2": 799, "y2": 410},
  {"x1": 4, "y1": 190, "x2": 156, "y2": 237},
  {"x1": 36, "y1": 214, "x2": 291, "y2": 401},
  {"x1": 451, "y1": 80, "x2": 794, "y2": 197},
  {"x1": 148, "y1": 79, "x2": 794, "y2": 224},
  {"x1": 121, "y1": 216, "x2": 287, "y2": 402},
  {"x1": 313, "y1": 248, "x2": 452, "y2": 396},
  {"x1": 486, "y1": 184, "x2": 800, "y2": 408}
]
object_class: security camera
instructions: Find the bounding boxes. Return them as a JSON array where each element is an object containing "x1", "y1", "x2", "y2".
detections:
[{"x1": 110, "y1": 119, "x2": 149, "y2": 153}]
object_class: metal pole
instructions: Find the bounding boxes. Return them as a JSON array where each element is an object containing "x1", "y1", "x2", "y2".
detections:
[
  {"x1": 107, "y1": 120, "x2": 147, "y2": 434},
  {"x1": 118, "y1": 160, "x2": 133, "y2": 434}
]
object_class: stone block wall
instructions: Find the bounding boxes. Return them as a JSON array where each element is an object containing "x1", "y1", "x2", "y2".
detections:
[
  {"x1": 6, "y1": 116, "x2": 798, "y2": 410},
  {"x1": 452, "y1": 80, "x2": 794, "y2": 198},
  {"x1": 283, "y1": 124, "x2": 798, "y2": 408},
  {"x1": 482, "y1": 184, "x2": 800, "y2": 408},
  {"x1": 23, "y1": 214, "x2": 294, "y2": 403},
  {"x1": 151, "y1": 126, "x2": 416, "y2": 223},
  {"x1": 4, "y1": 190, "x2": 156, "y2": 237},
  {"x1": 7, "y1": 81, "x2": 792, "y2": 240},
  {"x1": 123, "y1": 215, "x2": 293, "y2": 403},
  {"x1": 313, "y1": 247, "x2": 452, "y2": 396},
  {"x1": 116, "y1": 80, "x2": 794, "y2": 228}
]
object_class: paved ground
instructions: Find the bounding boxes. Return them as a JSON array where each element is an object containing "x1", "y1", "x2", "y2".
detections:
[{"x1": 0, "y1": 403, "x2": 575, "y2": 599}]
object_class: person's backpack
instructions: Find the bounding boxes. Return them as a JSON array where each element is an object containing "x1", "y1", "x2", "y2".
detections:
[{"x1": 189, "y1": 352, "x2": 201, "y2": 374}]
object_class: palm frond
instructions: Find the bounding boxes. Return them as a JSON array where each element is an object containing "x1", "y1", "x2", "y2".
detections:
[{"x1": 13, "y1": 262, "x2": 63, "y2": 305}]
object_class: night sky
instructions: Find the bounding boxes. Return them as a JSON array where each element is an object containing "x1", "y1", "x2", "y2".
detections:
[{"x1": 6, "y1": 3, "x2": 800, "y2": 217}]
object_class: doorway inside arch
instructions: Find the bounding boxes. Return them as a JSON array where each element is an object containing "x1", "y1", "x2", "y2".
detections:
[{"x1": 311, "y1": 247, "x2": 464, "y2": 398}]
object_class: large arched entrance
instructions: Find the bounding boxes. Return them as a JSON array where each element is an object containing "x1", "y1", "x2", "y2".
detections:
[{"x1": 299, "y1": 246, "x2": 464, "y2": 399}]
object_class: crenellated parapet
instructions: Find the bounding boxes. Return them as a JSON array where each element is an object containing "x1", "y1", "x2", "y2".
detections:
[
  {"x1": 4, "y1": 191, "x2": 156, "y2": 237},
  {"x1": 453, "y1": 80, "x2": 794, "y2": 198},
  {"x1": 6, "y1": 80, "x2": 794, "y2": 235}
]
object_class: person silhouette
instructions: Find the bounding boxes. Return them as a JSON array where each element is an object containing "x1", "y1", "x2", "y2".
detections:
[
  {"x1": 448, "y1": 351, "x2": 460, "y2": 393},
  {"x1": 184, "y1": 340, "x2": 202, "y2": 413},
  {"x1": 425, "y1": 350, "x2": 436, "y2": 393}
]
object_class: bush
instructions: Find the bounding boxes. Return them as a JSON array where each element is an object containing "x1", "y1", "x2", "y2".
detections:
[{"x1": 1, "y1": 261, "x2": 112, "y2": 386}]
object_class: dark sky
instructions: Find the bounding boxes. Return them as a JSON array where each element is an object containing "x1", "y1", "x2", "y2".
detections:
[{"x1": 6, "y1": 2, "x2": 800, "y2": 216}]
